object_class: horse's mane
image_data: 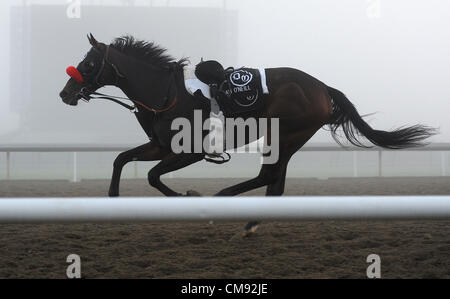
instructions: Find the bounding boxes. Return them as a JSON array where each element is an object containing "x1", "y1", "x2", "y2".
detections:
[{"x1": 111, "y1": 35, "x2": 188, "y2": 69}]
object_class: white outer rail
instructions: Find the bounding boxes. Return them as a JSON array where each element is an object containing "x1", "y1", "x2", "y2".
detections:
[
  {"x1": 0, "y1": 196, "x2": 449, "y2": 223},
  {"x1": 1, "y1": 143, "x2": 449, "y2": 181}
]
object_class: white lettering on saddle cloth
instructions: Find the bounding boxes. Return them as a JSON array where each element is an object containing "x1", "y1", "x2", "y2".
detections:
[
  {"x1": 225, "y1": 85, "x2": 251, "y2": 96},
  {"x1": 230, "y1": 69, "x2": 253, "y2": 86}
]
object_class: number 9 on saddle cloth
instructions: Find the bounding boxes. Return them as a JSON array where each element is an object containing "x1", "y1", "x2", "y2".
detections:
[{"x1": 186, "y1": 60, "x2": 269, "y2": 117}]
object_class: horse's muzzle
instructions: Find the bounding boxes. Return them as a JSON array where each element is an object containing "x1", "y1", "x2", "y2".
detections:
[{"x1": 60, "y1": 90, "x2": 80, "y2": 106}]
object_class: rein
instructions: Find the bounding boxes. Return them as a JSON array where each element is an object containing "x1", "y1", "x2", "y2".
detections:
[
  {"x1": 75, "y1": 45, "x2": 178, "y2": 114},
  {"x1": 79, "y1": 89, "x2": 135, "y2": 111},
  {"x1": 80, "y1": 89, "x2": 178, "y2": 114}
]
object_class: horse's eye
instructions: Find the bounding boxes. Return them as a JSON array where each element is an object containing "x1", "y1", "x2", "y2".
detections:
[{"x1": 84, "y1": 61, "x2": 95, "y2": 70}]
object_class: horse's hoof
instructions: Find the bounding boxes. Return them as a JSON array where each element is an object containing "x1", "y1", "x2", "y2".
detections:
[
  {"x1": 229, "y1": 230, "x2": 258, "y2": 241},
  {"x1": 229, "y1": 222, "x2": 261, "y2": 241},
  {"x1": 244, "y1": 221, "x2": 260, "y2": 232},
  {"x1": 242, "y1": 228, "x2": 259, "y2": 238},
  {"x1": 185, "y1": 190, "x2": 202, "y2": 196}
]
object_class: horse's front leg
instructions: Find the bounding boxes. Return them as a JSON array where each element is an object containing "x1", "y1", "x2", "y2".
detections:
[
  {"x1": 147, "y1": 153, "x2": 204, "y2": 196},
  {"x1": 109, "y1": 141, "x2": 168, "y2": 197}
]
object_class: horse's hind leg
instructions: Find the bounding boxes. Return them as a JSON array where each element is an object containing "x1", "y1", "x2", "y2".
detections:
[
  {"x1": 216, "y1": 126, "x2": 318, "y2": 197},
  {"x1": 265, "y1": 125, "x2": 321, "y2": 195},
  {"x1": 266, "y1": 165, "x2": 288, "y2": 195},
  {"x1": 237, "y1": 163, "x2": 288, "y2": 237},
  {"x1": 109, "y1": 141, "x2": 168, "y2": 197},
  {"x1": 215, "y1": 151, "x2": 287, "y2": 196},
  {"x1": 240, "y1": 128, "x2": 320, "y2": 234}
]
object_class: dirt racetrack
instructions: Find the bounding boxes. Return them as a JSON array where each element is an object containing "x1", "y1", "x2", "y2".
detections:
[{"x1": 0, "y1": 177, "x2": 449, "y2": 279}]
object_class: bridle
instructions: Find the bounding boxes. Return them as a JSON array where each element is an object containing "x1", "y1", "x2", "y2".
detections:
[{"x1": 76, "y1": 45, "x2": 178, "y2": 114}]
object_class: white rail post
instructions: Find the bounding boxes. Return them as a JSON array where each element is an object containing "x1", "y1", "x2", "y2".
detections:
[
  {"x1": 6, "y1": 152, "x2": 10, "y2": 180},
  {"x1": 353, "y1": 151, "x2": 358, "y2": 177},
  {"x1": 378, "y1": 150, "x2": 382, "y2": 177},
  {"x1": 72, "y1": 152, "x2": 78, "y2": 183},
  {"x1": 441, "y1": 151, "x2": 446, "y2": 176}
]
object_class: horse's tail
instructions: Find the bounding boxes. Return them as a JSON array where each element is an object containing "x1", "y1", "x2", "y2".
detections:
[{"x1": 326, "y1": 86, "x2": 437, "y2": 149}]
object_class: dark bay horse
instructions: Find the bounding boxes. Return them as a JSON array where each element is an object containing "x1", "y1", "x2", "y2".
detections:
[{"x1": 59, "y1": 34, "x2": 436, "y2": 197}]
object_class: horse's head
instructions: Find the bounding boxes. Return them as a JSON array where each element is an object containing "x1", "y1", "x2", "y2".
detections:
[{"x1": 59, "y1": 34, "x2": 122, "y2": 106}]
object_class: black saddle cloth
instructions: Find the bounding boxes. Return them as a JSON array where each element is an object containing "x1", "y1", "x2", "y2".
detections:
[{"x1": 195, "y1": 60, "x2": 265, "y2": 116}]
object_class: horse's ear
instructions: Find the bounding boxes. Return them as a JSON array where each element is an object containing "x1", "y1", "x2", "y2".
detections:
[{"x1": 87, "y1": 33, "x2": 100, "y2": 49}]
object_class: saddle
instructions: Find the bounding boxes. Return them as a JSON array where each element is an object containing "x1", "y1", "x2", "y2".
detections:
[{"x1": 193, "y1": 60, "x2": 268, "y2": 117}]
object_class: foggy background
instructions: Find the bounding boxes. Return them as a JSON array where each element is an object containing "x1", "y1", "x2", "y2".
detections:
[{"x1": 0, "y1": 0, "x2": 449, "y2": 180}]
